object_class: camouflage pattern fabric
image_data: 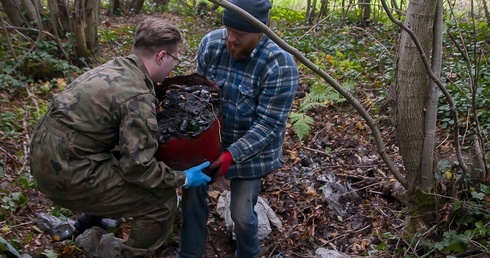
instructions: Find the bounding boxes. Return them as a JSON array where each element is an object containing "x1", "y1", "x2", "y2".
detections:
[
  {"x1": 30, "y1": 54, "x2": 186, "y2": 256},
  {"x1": 51, "y1": 180, "x2": 177, "y2": 257}
]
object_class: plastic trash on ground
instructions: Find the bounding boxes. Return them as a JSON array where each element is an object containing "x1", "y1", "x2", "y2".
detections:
[
  {"x1": 34, "y1": 212, "x2": 76, "y2": 241},
  {"x1": 318, "y1": 172, "x2": 362, "y2": 218},
  {"x1": 216, "y1": 190, "x2": 283, "y2": 240},
  {"x1": 315, "y1": 248, "x2": 350, "y2": 258}
]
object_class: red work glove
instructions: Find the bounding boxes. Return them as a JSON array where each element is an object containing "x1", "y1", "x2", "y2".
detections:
[{"x1": 209, "y1": 151, "x2": 234, "y2": 177}]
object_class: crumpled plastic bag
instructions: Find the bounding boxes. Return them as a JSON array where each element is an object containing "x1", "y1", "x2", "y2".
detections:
[
  {"x1": 315, "y1": 248, "x2": 350, "y2": 258},
  {"x1": 34, "y1": 212, "x2": 76, "y2": 241},
  {"x1": 216, "y1": 190, "x2": 283, "y2": 240},
  {"x1": 318, "y1": 172, "x2": 361, "y2": 217}
]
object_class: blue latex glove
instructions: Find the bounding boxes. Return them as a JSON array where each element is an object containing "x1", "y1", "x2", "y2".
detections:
[{"x1": 183, "y1": 161, "x2": 211, "y2": 189}]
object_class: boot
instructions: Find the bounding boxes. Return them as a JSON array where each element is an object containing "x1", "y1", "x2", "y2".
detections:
[
  {"x1": 73, "y1": 214, "x2": 121, "y2": 238},
  {"x1": 73, "y1": 214, "x2": 102, "y2": 237}
]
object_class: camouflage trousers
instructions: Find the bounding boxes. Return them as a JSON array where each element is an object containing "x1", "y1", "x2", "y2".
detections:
[{"x1": 51, "y1": 181, "x2": 178, "y2": 257}]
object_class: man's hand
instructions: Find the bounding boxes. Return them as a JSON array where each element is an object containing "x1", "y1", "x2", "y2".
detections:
[
  {"x1": 209, "y1": 151, "x2": 233, "y2": 177},
  {"x1": 183, "y1": 161, "x2": 211, "y2": 189}
]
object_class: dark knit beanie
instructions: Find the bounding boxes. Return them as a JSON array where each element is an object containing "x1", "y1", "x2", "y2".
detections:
[{"x1": 222, "y1": 0, "x2": 272, "y2": 33}]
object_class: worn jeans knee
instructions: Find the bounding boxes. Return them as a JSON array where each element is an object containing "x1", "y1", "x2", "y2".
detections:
[{"x1": 230, "y1": 178, "x2": 262, "y2": 258}]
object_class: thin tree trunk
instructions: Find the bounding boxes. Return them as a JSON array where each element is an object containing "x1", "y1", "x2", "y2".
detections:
[
  {"x1": 482, "y1": 0, "x2": 490, "y2": 25},
  {"x1": 53, "y1": 0, "x2": 72, "y2": 34},
  {"x1": 395, "y1": 0, "x2": 438, "y2": 193},
  {"x1": 0, "y1": 0, "x2": 25, "y2": 26},
  {"x1": 47, "y1": 0, "x2": 70, "y2": 59},
  {"x1": 319, "y1": 0, "x2": 328, "y2": 20},
  {"x1": 85, "y1": 0, "x2": 99, "y2": 55},
  {"x1": 111, "y1": 0, "x2": 122, "y2": 16},
  {"x1": 420, "y1": 0, "x2": 443, "y2": 191},
  {"x1": 19, "y1": 0, "x2": 39, "y2": 26},
  {"x1": 358, "y1": 0, "x2": 371, "y2": 27},
  {"x1": 341, "y1": 0, "x2": 346, "y2": 21},
  {"x1": 306, "y1": 0, "x2": 311, "y2": 24},
  {"x1": 308, "y1": 0, "x2": 317, "y2": 24},
  {"x1": 129, "y1": 0, "x2": 145, "y2": 14},
  {"x1": 73, "y1": 0, "x2": 89, "y2": 59}
]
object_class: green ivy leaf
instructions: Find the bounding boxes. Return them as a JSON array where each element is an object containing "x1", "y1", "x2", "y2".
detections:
[
  {"x1": 471, "y1": 191, "x2": 485, "y2": 200},
  {"x1": 480, "y1": 184, "x2": 490, "y2": 194},
  {"x1": 42, "y1": 249, "x2": 58, "y2": 258}
]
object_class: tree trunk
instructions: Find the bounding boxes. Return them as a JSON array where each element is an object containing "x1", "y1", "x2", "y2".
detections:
[
  {"x1": 306, "y1": 0, "x2": 311, "y2": 24},
  {"x1": 319, "y1": 0, "x2": 328, "y2": 20},
  {"x1": 482, "y1": 0, "x2": 490, "y2": 26},
  {"x1": 129, "y1": 0, "x2": 145, "y2": 14},
  {"x1": 307, "y1": 0, "x2": 317, "y2": 24},
  {"x1": 49, "y1": 0, "x2": 71, "y2": 34},
  {"x1": 0, "y1": 0, "x2": 31, "y2": 26},
  {"x1": 73, "y1": 0, "x2": 89, "y2": 59},
  {"x1": 0, "y1": 0, "x2": 23, "y2": 26},
  {"x1": 19, "y1": 0, "x2": 39, "y2": 27},
  {"x1": 420, "y1": 0, "x2": 443, "y2": 191},
  {"x1": 395, "y1": 0, "x2": 437, "y2": 194},
  {"x1": 85, "y1": 0, "x2": 99, "y2": 55},
  {"x1": 109, "y1": 0, "x2": 122, "y2": 16},
  {"x1": 358, "y1": 0, "x2": 371, "y2": 27},
  {"x1": 154, "y1": 0, "x2": 170, "y2": 7}
]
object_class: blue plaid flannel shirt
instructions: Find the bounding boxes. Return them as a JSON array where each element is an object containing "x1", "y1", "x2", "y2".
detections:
[{"x1": 197, "y1": 28, "x2": 299, "y2": 179}]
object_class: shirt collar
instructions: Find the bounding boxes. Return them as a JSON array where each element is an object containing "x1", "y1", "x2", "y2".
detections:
[
  {"x1": 127, "y1": 53, "x2": 150, "y2": 76},
  {"x1": 250, "y1": 34, "x2": 267, "y2": 59},
  {"x1": 127, "y1": 53, "x2": 154, "y2": 92}
]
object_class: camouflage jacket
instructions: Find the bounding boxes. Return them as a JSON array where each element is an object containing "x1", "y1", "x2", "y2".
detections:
[{"x1": 30, "y1": 54, "x2": 186, "y2": 200}]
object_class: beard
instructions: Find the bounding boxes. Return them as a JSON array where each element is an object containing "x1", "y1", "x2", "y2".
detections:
[{"x1": 226, "y1": 41, "x2": 256, "y2": 60}]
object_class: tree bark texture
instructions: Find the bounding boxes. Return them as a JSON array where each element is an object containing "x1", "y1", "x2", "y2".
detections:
[
  {"x1": 0, "y1": 0, "x2": 30, "y2": 26},
  {"x1": 48, "y1": 0, "x2": 71, "y2": 35},
  {"x1": 482, "y1": 0, "x2": 490, "y2": 25},
  {"x1": 395, "y1": 0, "x2": 437, "y2": 193},
  {"x1": 85, "y1": 0, "x2": 100, "y2": 55},
  {"x1": 0, "y1": 0, "x2": 22, "y2": 26},
  {"x1": 319, "y1": 0, "x2": 328, "y2": 19},
  {"x1": 129, "y1": 0, "x2": 145, "y2": 14},
  {"x1": 420, "y1": 0, "x2": 443, "y2": 191},
  {"x1": 73, "y1": 0, "x2": 89, "y2": 58},
  {"x1": 20, "y1": 0, "x2": 39, "y2": 27},
  {"x1": 307, "y1": 0, "x2": 317, "y2": 24},
  {"x1": 358, "y1": 0, "x2": 371, "y2": 27}
]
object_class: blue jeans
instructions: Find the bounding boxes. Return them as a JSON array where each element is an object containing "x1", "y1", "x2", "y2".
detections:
[{"x1": 177, "y1": 178, "x2": 262, "y2": 258}]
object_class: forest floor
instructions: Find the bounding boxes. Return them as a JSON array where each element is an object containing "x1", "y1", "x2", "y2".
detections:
[{"x1": 0, "y1": 10, "x2": 451, "y2": 258}]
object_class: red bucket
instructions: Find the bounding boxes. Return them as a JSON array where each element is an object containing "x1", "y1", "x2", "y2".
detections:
[
  {"x1": 156, "y1": 118, "x2": 221, "y2": 176},
  {"x1": 155, "y1": 74, "x2": 221, "y2": 179}
]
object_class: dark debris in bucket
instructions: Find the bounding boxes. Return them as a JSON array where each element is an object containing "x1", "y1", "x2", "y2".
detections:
[{"x1": 156, "y1": 74, "x2": 221, "y2": 144}]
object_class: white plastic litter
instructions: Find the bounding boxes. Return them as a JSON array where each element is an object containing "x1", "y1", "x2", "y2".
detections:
[
  {"x1": 315, "y1": 248, "x2": 350, "y2": 258},
  {"x1": 216, "y1": 190, "x2": 283, "y2": 240}
]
